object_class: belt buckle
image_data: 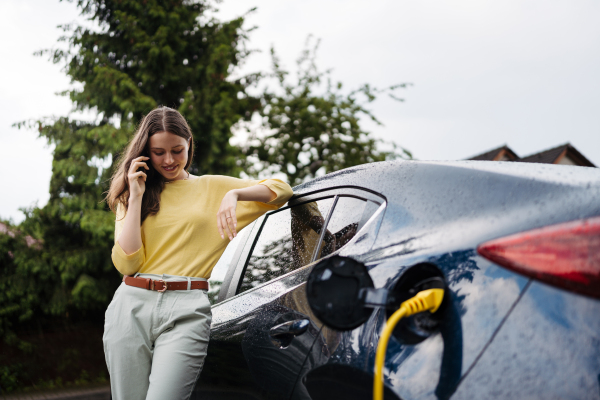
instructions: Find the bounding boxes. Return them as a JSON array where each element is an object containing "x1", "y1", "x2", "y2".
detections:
[{"x1": 154, "y1": 279, "x2": 168, "y2": 293}]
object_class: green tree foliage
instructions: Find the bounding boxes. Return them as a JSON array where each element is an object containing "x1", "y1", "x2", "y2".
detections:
[
  {"x1": 0, "y1": 223, "x2": 41, "y2": 346},
  {"x1": 52, "y1": 0, "x2": 258, "y2": 175},
  {"x1": 0, "y1": 2, "x2": 411, "y2": 391},
  {"x1": 241, "y1": 39, "x2": 411, "y2": 186},
  {"x1": 3, "y1": 0, "x2": 254, "y2": 351}
]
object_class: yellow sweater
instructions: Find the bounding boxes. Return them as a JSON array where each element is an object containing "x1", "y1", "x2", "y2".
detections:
[{"x1": 111, "y1": 175, "x2": 293, "y2": 278}]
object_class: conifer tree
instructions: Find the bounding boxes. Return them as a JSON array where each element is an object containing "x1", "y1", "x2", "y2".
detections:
[{"x1": 8, "y1": 0, "x2": 256, "y2": 332}]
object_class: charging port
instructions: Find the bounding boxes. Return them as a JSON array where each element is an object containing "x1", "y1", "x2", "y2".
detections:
[{"x1": 387, "y1": 263, "x2": 448, "y2": 344}]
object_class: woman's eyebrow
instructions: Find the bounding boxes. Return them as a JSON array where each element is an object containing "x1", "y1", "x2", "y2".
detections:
[{"x1": 150, "y1": 145, "x2": 185, "y2": 150}]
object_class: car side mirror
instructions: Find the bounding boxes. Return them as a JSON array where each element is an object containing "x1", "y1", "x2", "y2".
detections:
[{"x1": 306, "y1": 256, "x2": 376, "y2": 331}]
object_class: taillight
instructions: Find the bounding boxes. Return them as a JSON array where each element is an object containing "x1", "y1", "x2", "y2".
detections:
[{"x1": 477, "y1": 216, "x2": 600, "y2": 299}]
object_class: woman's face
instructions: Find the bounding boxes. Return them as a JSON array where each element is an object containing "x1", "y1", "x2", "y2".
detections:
[{"x1": 148, "y1": 131, "x2": 190, "y2": 181}]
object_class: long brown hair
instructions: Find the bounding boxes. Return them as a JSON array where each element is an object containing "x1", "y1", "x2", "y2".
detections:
[{"x1": 106, "y1": 107, "x2": 194, "y2": 223}]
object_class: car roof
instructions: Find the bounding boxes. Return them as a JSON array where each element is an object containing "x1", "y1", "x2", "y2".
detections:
[{"x1": 291, "y1": 160, "x2": 600, "y2": 199}]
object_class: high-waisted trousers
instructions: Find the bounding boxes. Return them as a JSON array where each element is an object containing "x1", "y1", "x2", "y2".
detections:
[{"x1": 103, "y1": 273, "x2": 212, "y2": 400}]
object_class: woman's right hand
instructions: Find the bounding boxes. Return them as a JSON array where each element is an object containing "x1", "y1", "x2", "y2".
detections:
[{"x1": 128, "y1": 156, "x2": 149, "y2": 200}]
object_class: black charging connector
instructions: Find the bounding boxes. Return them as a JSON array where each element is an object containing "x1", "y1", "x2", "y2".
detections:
[{"x1": 360, "y1": 288, "x2": 397, "y2": 309}]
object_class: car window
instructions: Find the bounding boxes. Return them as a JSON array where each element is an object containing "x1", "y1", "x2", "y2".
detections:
[
  {"x1": 238, "y1": 198, "x2": 335, "y2": 294},
  {"x1": 208, "y1": 234, "x2": 243, "y2": 305},
  {"x1": 318, "y1": 197, "x2": 379, "y2": 259}
]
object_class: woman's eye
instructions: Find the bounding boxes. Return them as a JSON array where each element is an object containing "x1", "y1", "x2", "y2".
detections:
[
  {"x1": 173, "y1": 150, "x2": 183, "y2": 154},
  {"x1": 154, "y1": 153, "x2": 164, "y2": 156}
]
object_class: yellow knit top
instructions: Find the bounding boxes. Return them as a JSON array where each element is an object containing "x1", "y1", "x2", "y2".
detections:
[{"x1": 111, "y1": 175, "x2": 293, "y2": 278}]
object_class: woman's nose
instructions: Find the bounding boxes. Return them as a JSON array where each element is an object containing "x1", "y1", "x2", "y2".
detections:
[{"x1": 166, "y1": 153, "x2": 174, "y2": 164}]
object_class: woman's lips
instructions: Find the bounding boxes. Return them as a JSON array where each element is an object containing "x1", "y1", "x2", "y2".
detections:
[{"x1": 162, "y1": 165, "x2": 178, "y2": 172}]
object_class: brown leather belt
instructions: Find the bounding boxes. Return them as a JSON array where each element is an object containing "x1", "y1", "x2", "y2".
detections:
[{"x1": 123, "y1": 275, "x2": 208, "y2": 292}]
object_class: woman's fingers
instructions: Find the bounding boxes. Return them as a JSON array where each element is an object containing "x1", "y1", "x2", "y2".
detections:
[
  {"x1": 217, "y1": 209, "x2": 237, "y2": 240},
  {"x1": 220, "y1": 212, "x2": 232, "y2": 240},
  {"x1": 217, "y1": 191, "x2": 239, "y2": 240},
  {"x1": 128, "y1": 157, "x2": 149, "y2": 171},
  {"x1": 132, "y1": 161, "x2": 150, "y2": 171},
  {"x1": 127, "y1": 170, "x2": 147, "y2": 198},
  {"x1": 217, "y1": 211, "x2": 230, "y2": 240},
  {"x1": 129, "y1": 160, "x2": 149, "y2": 175},
  {"x1": 131, "y1": 156, "x2": 149, "y2": 166},
  {"x1": 221, "y1": 213, "x2": 230, "y2": 240},
  {"x1": 129, "y1": 171, "x2": 147, "y2": 181},
  {"x1": 227, "y1": 211, "x2": 237, "y2": 238},
  {"x1": 231, "y1": 211, "x2": 237, "y2": 231},
  {"x1": 125, "y1": 157, "x2": 149, "y2": 199},
  {"x1": 217, "y1": 216, "x2": 224, "y2": 239}
]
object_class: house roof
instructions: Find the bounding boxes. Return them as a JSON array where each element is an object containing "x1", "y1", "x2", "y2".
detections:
[
  {"x1": 519, "y1": 143, "x2": 568, "y2": 164},
  {"x1": 468, "y1": 145, "x2": 519, "y2": 161},
  {"x1": 468, "y1": 143, "x2": 596, "y2": 167},
  {"x1": 519, "y1": 143, "x2": 596, "y2": 167}
]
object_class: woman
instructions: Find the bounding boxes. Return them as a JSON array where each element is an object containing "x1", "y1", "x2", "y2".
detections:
[{"x1": 103, "y1": 106, "x2": 293, "y2": 400}]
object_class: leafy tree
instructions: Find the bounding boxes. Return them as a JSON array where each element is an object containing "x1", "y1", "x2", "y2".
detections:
[
  {"x1": 0, "y1": 1, "x2": 412, "y2": 392},
  {"x1": 241, "y1": 39, "x2": 411, "y2": 186},
  {"x1": 9, "y1": 0, "x2": 255, "y2": 320},
  {"x1": 1, "y1": 1, "x2": 256, "y2": 388}
]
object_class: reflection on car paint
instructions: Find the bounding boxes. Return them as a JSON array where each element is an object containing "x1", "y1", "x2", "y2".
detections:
[
  {"x1": 300, "y1": 248, "x2": 529, "y2": 400},
  {"x1": 453, "y1": 282, "x2": 600, "y2": 399},
  {"x1": 196, "y1": 267, "x2": 318, "y2": 399},
  {"x1": 198, "y1": 160, "x2": 600, "y2": 400}
]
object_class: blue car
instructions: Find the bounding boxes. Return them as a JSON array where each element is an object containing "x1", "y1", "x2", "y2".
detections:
[{"x1": 194, "y1": 160, "x2": 600, "y2": 400}]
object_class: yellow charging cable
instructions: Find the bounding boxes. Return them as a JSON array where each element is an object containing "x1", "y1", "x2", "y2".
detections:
[{"x1": 373, "y1": 288, "x2": 445, "y2": 400}]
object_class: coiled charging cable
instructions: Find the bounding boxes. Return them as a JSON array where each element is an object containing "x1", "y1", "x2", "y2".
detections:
[{"x1": 373, "y1": 288, "x2": 445, "y2": 400}]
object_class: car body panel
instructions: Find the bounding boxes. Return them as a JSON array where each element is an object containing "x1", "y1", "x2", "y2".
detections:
[
  {"x1": 452, "y1": 281, "x2": 600, "y2": 399},
  {"x1": 296, "y1": 251, "x2": 530, "y2": 400},
  {"x1": 196, "y1": 160, "x2": 600, "y2": 399},
  {"x1": 295, "y1": 161, "x2": 600, "y2": 399},
  {"x1": 194, "y1": 264, "x2": 318, "y2": 399}
]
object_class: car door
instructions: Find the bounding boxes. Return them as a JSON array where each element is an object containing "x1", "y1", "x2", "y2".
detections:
[{"x1": 192, "y1": 188, "x2": 385, "y2": 400}]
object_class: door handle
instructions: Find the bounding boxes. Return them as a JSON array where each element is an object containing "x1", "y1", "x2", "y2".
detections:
[{"x1": 269, "y1": 319, "x2": 310, "y2": 338}]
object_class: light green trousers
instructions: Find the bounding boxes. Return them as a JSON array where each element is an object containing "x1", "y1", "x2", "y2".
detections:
[{"x1": 103, "y1": 273, "x2": 212, "y2": 400}]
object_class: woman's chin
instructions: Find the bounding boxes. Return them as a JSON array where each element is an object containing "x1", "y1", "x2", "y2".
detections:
[{"x1": 159, "y1": 168, "x2": 181, "y2": 181}]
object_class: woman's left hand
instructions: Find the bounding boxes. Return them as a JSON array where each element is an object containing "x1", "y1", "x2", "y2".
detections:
[{"x1": 217, "y1": 190, "x2": 239, "y2": 240}]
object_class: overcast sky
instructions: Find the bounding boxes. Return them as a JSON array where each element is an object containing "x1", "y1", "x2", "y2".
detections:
[{"x1": 1, "y1": 0, "x2": 599, "y2": 223}]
